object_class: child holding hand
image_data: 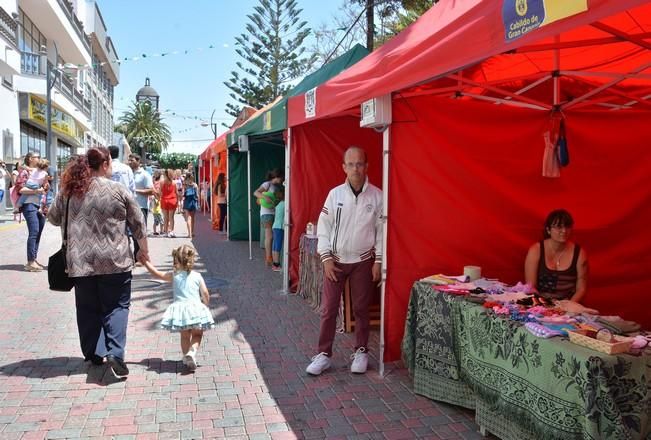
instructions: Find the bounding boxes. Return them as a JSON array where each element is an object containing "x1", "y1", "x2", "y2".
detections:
[{"x1": 143, "y1": 245, "x2": 214, "y2": 371}]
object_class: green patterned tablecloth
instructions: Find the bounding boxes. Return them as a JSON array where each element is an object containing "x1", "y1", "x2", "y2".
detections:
[{"x1": 402, "y1": 281, "x2": 651, "y2": 440}]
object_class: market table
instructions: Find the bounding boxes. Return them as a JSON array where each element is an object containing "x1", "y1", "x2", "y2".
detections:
[{"x1": 402, "y1": 281, "x2": 651, "y2": 440}]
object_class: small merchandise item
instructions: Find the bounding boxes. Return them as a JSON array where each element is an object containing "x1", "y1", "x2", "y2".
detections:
[
  {"x1": 567, "y1": 329, "x2": 634, "y2": 354},
  {"x1": 259, "y1": 191, "x2": 276, "y2": 209},
  {"x1": 596, "y1": 316, "x2": 641, "y2": 334},
  {"x1": 463, "y1": 265, "x2": 481, "y2": 281},
  {"x1": 525, "y1": 322, "x2": 564, "y2": 338}
]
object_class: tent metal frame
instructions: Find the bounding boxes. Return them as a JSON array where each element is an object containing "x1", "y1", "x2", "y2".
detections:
[{"x1": 407, "y1": 20, "x2": 651, "y2": 113}]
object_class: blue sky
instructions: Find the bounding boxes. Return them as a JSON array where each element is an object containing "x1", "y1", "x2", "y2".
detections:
[{"x1": 97, "y1": 0, "x2": 346, "y2": 155}]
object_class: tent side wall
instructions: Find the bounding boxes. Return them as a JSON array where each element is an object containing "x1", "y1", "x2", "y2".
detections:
[
  {"x1": 228, "y1": 140, "x2": 285, "y2": 241},
  {"x1": 289, "y1": 116, "x2": 382, "y2": 291},
  {"x1": 384, "y1": 95, "x2": 651, "y2": 360}
]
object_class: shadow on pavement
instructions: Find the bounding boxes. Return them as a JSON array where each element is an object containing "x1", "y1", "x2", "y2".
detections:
[{"x1": 0, "y1": 264, "x2": 31, "y2": 272}]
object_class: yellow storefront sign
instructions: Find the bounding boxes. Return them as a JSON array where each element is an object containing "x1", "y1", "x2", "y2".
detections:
[{"x1": 28, "y1": 95, "x2": 83, "y2": 144}]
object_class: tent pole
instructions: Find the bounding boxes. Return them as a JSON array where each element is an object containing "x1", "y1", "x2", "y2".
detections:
[
  {"x1": 282, "y1": 128, "x2": 291, "y2": 294},
  {"x1": 379, "y1": 124, "x2": 390, "y2": 378},
  {"x1": 226, "y1": 151, "x2": 230, "y2": 240},
  {"x1": 247, "y1": 150, "x2": 253, "y2": 260},
  {"x1": 461, "y1": 92, "x2": 548, "y2": 111},
  {"x1": 563, "y1": 60, "x2": 651, "y2": 110},
  {"x1": 210, "y1": 156, "x2": 214, "y2": 225},
  {"x1": 553, "y1": 36, "x2": 560, "y2": 108},
  {"x1": 448, "y1": 74, "x2": 552, "y2": 109}
]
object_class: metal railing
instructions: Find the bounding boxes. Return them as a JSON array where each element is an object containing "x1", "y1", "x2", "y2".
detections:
[
  {"x1": 0, "y1": 6, "x2": 17, "y2": 47},
  {"x1": 47, "y1": 61, "x2": 91, "y2": 118},
  {"x1": 21, "y1": 52, "x2": 44, "y2": 76},
  {"x1": 56, "y1": 0, "x2": 91, "y2": 53}
]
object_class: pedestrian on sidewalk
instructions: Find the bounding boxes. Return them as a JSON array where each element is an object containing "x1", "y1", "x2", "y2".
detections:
[
  {"x1": 150, "y1": 170, "x2": 163, "y2": 236},
  {"x1": 0, "y1": 161, "x2": 8, "y2": 207},
  {"x1": 17, "y1": 153, "x2": 47, "y2": 272},
  {"x1": 143, "y1": 244, "x2": 214, "y2": 371},
  {"x1": 306, "y1": 146, "x2": 383, "y2": 376},
  {"x1": 10, "y1": 161, "x2": 23, "y2": 222},
  {"x1": 108, "y1": 145, "x2": 135, "y2": 195},
  {"x1": 182, "y1": 173, "x2": 199, "y2": 238},
  {"x1": 128, "y1": 154, "x2": 154, "y2": 251},
  {"x1": 253, "y1": 168, "x2": 284, "y2": 266},
  {"x1": 160, "y1": 169, "x2": 178, "y2": 237},
  {"x1": 271, "y1": 187, "x2": 285, "y2": 272},
  {"x1": 174, "y1": 169, "x2": 184, "y2": 214},
  {"x1": 48, "y1": 147, "x2": 149, "y2": 379},
  {"x1": 215, "y1": 172, "x2": 227, "y2": 233}
]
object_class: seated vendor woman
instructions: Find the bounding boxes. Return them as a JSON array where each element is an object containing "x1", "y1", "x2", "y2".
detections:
[{"x1": 524, "y1": 209, "x2": 588, "y2": 303}]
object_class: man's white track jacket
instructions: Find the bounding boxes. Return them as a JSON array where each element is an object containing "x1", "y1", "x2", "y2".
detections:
[{"x1": 317, "y1": 179, "x2": 383, "y2": 265}]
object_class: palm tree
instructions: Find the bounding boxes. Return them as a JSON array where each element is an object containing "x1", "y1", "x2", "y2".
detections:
[{"x1": 118, "y1": 101, "x2": 172, "y2": 159}]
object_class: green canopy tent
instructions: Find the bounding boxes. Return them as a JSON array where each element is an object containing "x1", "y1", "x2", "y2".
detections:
[{"x1": 227, "y1": 44, "x2": 370, "y2": 267}]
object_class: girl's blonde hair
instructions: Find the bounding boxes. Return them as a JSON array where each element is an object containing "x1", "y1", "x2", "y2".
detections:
[{"x1": 172, "y1": 245, "x2": 196, "y2": 272}]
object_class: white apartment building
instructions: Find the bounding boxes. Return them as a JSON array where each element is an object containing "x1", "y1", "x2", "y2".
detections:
[{"x1": 0, "y1": 0, "x2": 118, "y2": 210}]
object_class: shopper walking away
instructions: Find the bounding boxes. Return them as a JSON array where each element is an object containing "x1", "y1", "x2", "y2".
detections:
[
  {"x1": 182, "y1": 174, "x2": 199, "y2": 238},
  {"x1": 160, "y1": 169, "x2": 178, "y2": 237},
  {"x1": 48, "y1": 147, "x2": 149, "y2": 379},
  {"x1": 150, "y1": 170, "x2": 163, "y2": 236},
  {"x1": 143, "y1": 245, "x2": 214, "y2": 371},
  {"x1": 215, "y1": 173, "x2": 227, "y2": 233}
]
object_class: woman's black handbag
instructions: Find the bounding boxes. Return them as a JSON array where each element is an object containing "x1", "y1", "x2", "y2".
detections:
[{"x1": 48, "y1": 197, "x2": 74, "y2": 291}]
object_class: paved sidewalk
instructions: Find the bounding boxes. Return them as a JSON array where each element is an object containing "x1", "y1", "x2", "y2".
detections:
[{"x1": 0, "y1": 212, "x2": 485, "y2": 439}]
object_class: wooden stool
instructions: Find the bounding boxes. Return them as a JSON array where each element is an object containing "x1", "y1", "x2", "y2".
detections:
[{"x1": 343, "y1": 280, "x2": 381, "y2": 333}]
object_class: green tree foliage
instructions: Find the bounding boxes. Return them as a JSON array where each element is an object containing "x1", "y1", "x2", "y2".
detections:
[
  {"x1": 158, "y1": 153, "x2": 197, "y2": 171},
  {"x1": 117, "y1": 101, "x2": 172, "y2": 157},
  {"x1": 224, "y1": 0, "x2": 317, "y2": 118},
  {"x1": 389, "y1": 0, "x2": 436, "y2": 36}
]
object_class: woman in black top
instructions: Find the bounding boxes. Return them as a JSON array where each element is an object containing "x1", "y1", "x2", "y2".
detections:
[{"x1": 524, "y1": 209, "x2": 588, "y2": 302}]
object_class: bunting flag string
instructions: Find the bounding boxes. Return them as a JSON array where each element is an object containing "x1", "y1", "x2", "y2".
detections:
[{"x1": 61, "y1": 43, "x2": 230, "y2": 70}]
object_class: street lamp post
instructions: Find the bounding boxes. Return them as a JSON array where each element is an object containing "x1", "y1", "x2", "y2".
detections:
[
  {"x1": 202, "y1": 109, "x2": 217, "y2": 140},
  {"x1": 44, "y1": 43, "x2": 60, "y2": 194}
]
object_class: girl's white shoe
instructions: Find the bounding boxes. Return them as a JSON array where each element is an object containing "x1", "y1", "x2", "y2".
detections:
[{"x1": 183, "y1": 350, "x2": 197, "y2": 371}]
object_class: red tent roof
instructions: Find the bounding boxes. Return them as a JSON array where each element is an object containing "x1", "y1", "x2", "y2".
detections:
[{"x1": 288, "y1": 0, "x2": 651, "y2": 125}]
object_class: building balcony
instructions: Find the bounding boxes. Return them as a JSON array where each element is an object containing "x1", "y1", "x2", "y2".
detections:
[
  {"x1": 20, "y1": 0, "x2": 92, "y2": 66},
  {"x1": 21, "y1": 52, "x2": 45, "y2": 76},
  {"x1": 55, "y1": 0, "x2": 91, "y2": 53},
  {"x1": 0, "y1": 6, "x2": 17, "y2": 48},
  {"x1": 0, "y1": 6, "x2": 20, "y2": 77}
]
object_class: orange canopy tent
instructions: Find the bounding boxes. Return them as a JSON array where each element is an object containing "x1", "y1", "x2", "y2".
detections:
[
  {"x1": 285, "y1": 0, "x2": 651, "y2": 364},
  {"x1": 197, "y1": 131, "x2": 230, "y2": 230}
]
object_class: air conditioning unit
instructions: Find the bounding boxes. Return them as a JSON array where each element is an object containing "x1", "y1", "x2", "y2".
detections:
[
  {"x1": 238, "y1": 135, "x2": 249, "y2": 152},
  {"x1": 360, "y1": 94, "x2": 392, "y2": 128}
]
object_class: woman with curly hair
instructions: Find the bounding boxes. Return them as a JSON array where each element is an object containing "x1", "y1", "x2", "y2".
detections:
[{"x1": 48, "y1": 147, "x2": 149, "y2": 379}]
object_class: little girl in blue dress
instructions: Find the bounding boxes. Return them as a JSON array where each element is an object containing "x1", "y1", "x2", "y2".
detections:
[{"x1": 144, "y1": 245, "x2": 214, "y2": 371}]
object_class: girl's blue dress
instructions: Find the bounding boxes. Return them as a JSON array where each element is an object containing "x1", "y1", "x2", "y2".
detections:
[{"x1": 160, "y1": 271, "x2": 215, "y2": 331}]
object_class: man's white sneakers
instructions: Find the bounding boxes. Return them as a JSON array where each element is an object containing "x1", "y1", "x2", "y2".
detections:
[
  {"x1": 306, "y1": 352, "x2": 331, "y2": 375},
  {"x1": 350, "y1": 347, "x2": 368, "y2": 374}
]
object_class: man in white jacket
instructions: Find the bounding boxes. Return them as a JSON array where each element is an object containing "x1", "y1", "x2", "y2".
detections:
[{"x1": 306, "y1": 146, "x2": 383, "y2": 376}]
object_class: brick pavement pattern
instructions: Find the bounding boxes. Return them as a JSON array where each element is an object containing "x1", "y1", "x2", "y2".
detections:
[{"x1": 0, "y1": 211, "x2": 488, "y2": 439}]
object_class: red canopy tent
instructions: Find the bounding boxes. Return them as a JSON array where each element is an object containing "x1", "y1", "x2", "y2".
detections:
[{"x1": 286, "y1": 0, "x2": 651, "y2": 363}]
